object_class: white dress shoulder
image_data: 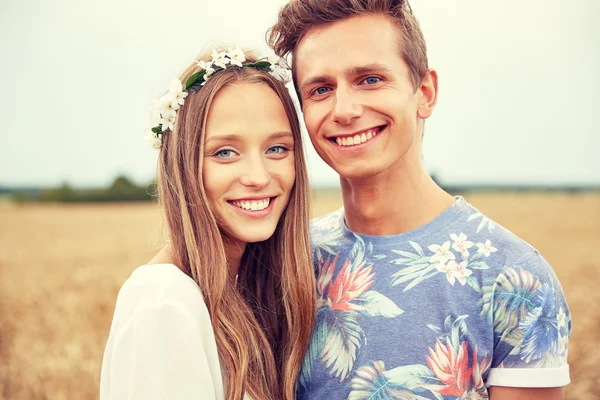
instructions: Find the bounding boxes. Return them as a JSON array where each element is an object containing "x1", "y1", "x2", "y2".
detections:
[{"x1": 100, "y1": 263, "x2": 226, "y2": 400}]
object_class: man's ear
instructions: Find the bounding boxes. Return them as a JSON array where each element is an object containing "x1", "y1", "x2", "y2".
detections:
[{"x1": 417, "y1": 69, "x2": 438, "y2": 119}]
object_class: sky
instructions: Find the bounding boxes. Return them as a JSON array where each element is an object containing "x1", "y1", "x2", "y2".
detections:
[{"x1": 1, "y1": 0, "x2": 599, "y2": 188}]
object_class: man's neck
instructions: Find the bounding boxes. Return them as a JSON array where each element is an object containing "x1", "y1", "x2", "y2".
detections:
[{"x1": 340, "y1": 161, "x2": 454, "y2": 236}]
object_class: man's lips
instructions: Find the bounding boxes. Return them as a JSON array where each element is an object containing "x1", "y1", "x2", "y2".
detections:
[{"x1": 327, "y1": 125, "x2": 386, "y2": 147}]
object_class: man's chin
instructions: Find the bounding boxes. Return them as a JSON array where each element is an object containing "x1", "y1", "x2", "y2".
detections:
[{"x1": 334, "y1": 164, "x2": 386, "y2": 181}]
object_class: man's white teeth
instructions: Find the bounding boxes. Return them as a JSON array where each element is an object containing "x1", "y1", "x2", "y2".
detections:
[
  {"x1": 335, "y1": 129, "x2": 378, "y2": 147},
  {"x1": 232, "y1": 198, "x2": 270, "y2": 211}
]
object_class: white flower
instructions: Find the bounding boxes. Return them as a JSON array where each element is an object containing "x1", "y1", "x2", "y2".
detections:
[
  {"x1": 195, "y1": 60, "x2": 211, "y2": 70},
  {"x1": 155, "y1": 93, "x2": 179, "y2": 114},
  {"x1": 266, "y1": 55, "x2": 292, "y2": 83},
  {"x1": 160, "y1": 93, "x2": 181, "y2": 112},
  {"x1": 452, "y1": 260, "x2": 473, "y2": 285},
  {"x1": 196, "y1": 60, "x2": 215, "y2": 77},
  {"x1": 436, "y1": 260, "x2": 472, "y2": 286},
  {"x1": 450, "y1": 233, "x2": 474, "y2": 257},
  {"x1": 211, "y1": 50, "x2": 229, "y2": 69},
  {"x1": 203, "y1": 67, "x2": 215, "y2": 81},
  {"x1": 146, "y1": 132, "x2": 162, "y2": 149},
  {"x1": 267, "y1": 54, "x2": 283, "y2": 67},
  {"x1": 168, "y1": 78, "x2": 183, "y2": 94},
  {"x1": 201, "y1": 69, "x2": 214, "y2": 86},
  {"x1": 167, "y1": 79, "x2": 188, "y2": 108},
  {"x1": 476, "y1": 240, "x2": 498, "y2": 257},
  {"x1": 267, "y1": 54, "x2": 289, "y2": 68},
  {"x1": 227, "y1": 47, "x2": 246, "y2": 67},
  {"x1": 435, "y1": 262, "x2": 455, "y2": 285},
  {"x1": 279, "y1": 68, "x2": 292, "y2": 84},
  {"x1": 171, "y1": 92, "x2": 187, "y2": 109},
  {"x1": 150, "y1": 97, "x2": 176, "y2": 136},
  {"x1": 269, "y1": 64, "x2": 292, "y2": 84},
  {"x1": 428, "y1": 241, "x2": 456, "y2": 264},
  {"x1": 269, "y1": 64, "x2": 283, "y2": 77},
  {"x1": 159, "y1": 113, "x2": 176, "y2": 131},
  {"x1": 150, "y1": 98, "x2": 166, "y2": 126}
]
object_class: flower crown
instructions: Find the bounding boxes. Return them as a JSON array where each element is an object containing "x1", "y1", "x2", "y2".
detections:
[{"x1": 147, "y1": 48, "x2": 292, "y2": 149}]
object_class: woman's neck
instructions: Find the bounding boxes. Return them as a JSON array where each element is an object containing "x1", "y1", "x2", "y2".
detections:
[{"x1": 222, "y1": 236, "x2": 246, "y2": 277}]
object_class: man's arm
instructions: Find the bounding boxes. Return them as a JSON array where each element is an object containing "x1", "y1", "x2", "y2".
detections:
[
  {"x1": 484, "y1": 252, "x2": 571, "y2": 396},
  {"x1": 489, "y1": 386, "x2": 563, "y2": 400}
]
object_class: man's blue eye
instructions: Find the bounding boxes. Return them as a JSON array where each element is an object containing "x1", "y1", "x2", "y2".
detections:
[
  {"x1": 315, "y1": 87, "x2": 329, "y2": 95},
  {"x1": 364, "y1": 76, "x2": 381, "y2": 85}
]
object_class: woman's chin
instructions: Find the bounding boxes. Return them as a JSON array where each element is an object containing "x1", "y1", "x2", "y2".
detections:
[{"x1": 227, "y1": 226, "x2": 278, "y2": 244}]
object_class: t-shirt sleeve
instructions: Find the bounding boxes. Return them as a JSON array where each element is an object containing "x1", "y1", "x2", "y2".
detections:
[
  {"x1": 101, "y1": 299, "x2": 221, "y2": 400},
  {"x1": 485, "y1": 251, "x2": 572, "y2": 388}
]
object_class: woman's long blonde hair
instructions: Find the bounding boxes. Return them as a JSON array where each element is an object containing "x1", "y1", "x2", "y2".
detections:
[{"x1": 156, "y1": 51, "x2": 316, "y2": 400}]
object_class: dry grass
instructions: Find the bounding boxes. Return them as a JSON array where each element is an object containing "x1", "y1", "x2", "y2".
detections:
[{"x1": 0, "y1": 192, "x2": 598, "y2": 399}]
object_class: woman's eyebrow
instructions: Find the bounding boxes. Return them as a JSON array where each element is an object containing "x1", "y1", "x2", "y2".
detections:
[
  {"x1": 205, "y1": 131, "x2": 292, "y2": 144},
  {"x1": 205, "y1": 133, "x2": 242, "y2": 144},
  {"x1": 268, "y1": 131, "x2": 293, "y2": 140}
]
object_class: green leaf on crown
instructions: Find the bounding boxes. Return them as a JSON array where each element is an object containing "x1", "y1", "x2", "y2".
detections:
[
  {"x1": 250, "y1": 61, "x2": 271, "y2": 71},
  {"x1": 151, "y1": 126, "x2": 162, "y2": 134},
  {"x1": 184, "y1": 60, "x2": 276, "y2": 93},
  {"x1": 185, "y1": 71, "x2": 206, "y2": 92}
]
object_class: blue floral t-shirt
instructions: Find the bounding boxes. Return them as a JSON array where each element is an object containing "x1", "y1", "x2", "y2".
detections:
[{"x1": 299, "y1": 197, "x2": 571, "y2": 400}]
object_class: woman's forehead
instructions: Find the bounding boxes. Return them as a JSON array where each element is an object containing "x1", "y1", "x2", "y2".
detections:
[{"x1": 205, "y1": 83, "x2": 292, "y2": 141}]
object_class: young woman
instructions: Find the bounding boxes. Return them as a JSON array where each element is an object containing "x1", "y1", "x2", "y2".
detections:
[{"x1": 100, "y1": 48, "x2": 316, "y2": 400}]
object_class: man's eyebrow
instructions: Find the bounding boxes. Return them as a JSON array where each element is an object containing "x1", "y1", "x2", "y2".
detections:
[
  {"x1": 348, "y1": 63, "x2": 392, "y2": 76},
  {"x1": 299, "y1": 63, "x2": 392, "y2": 92},
  {"x1": 299, "y1": 75, "x2": 330, "y2": 93}
]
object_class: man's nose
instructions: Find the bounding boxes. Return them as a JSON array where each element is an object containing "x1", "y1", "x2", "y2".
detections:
[{"x1": 331, "y1": 85, "x2": 362, "y2": 125}]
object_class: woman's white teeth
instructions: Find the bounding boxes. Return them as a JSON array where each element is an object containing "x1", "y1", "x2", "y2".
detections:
[
  {"x1": 335, "y1": 129, "x2": 378, "y2": 147},
  {"x1": 232, "y1": 198, "x2": 270, "y2": 211}
]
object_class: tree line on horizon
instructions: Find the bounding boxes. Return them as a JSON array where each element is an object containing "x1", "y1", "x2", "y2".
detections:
[
  {"x1": 7, "y1": 176, "x2": 156, "y2": 203},
  {"x1": 2, "y1": 174, "x2": 594, "y2": 204}
]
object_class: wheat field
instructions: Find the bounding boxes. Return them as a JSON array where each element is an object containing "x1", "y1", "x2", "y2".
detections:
[{"x1": 0, "y1": 192, "x2": 598, "y2": 399}]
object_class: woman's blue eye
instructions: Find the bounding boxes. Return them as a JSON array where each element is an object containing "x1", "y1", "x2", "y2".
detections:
[
  {"x1": 267, "y1": 146, "x2": 288, "y2": 155},
  {"x1": 364, "y1": 76, "x2": 381, "y2": 85},
  {"x1": 216, "y1": 149, "x2": 234, "y2": 158}
]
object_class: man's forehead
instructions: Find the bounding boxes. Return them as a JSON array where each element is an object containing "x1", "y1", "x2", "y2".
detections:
[{"x1": 293, "y1": 15, "x2": 402, "y2": 81}]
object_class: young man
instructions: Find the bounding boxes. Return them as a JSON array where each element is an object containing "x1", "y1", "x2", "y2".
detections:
[{"x1": 268, "y1": 1, "x2": 571, "y2": 399}]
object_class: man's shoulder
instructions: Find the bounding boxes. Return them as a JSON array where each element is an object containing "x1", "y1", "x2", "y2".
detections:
[
  {"x1": 449, "y1": 199, "x2": 543, "y2": 266},
  {"x1": 396, "y1": 198, "x2": 554, "y2": 280}
]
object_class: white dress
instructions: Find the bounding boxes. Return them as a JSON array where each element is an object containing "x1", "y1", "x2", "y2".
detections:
[{"x1": 100, "y1": 263, "x2": 226, "y2": 400}]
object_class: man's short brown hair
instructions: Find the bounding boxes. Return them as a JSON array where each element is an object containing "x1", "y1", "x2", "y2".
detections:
[{"x1": 268, "y1": 0, "x2": 428, "y2": 90}]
